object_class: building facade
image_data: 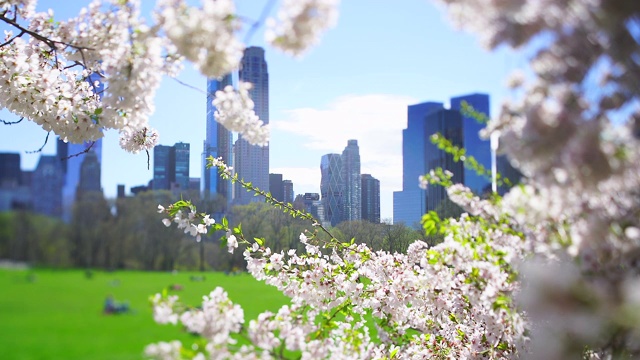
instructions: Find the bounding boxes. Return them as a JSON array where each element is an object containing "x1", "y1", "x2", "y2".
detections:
[
  {"x1": 32, "y1": 155, "x2": 64, "y2": 217},
  {"x1": 341, "y1": 140, "x2": 361, "y2": 222},
  {"x1": 320, "y1": 153, "x2": 343, "y2": 227},
  {"x1": 450, "y1": 93, "x2": 492, "y2": 195},
  {"x1": 361, "y1": 174, "x2": 380, "y2": 223},
  {"x1": 203, "y1": 74, "x2": 234, "y2": 202},
  {"x1": 393, "y1": 102, "x2": 443, "y2": 226},
  {"x1": 153, "y1": 142, "x2": 190, "y2": 193},
  {"x1": 424, "y1": 109, "x2": 464, "y2": 213},
  {"x1": 235, "y1": 46, "x2": 269, "y2": 205}
]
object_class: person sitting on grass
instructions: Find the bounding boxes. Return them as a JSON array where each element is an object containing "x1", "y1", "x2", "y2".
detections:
[{"x1": 104, "y1": 295, "x2": 129, "y2": 315}]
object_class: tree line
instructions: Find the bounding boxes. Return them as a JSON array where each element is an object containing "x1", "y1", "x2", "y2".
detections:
[{"x1": 0, "y1": 191, "x2": 429, "y2": 271}]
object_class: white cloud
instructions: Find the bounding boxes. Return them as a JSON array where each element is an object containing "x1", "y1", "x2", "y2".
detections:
[{"x1": 271, "y1": 94, "x2": 418, "y2": 220}]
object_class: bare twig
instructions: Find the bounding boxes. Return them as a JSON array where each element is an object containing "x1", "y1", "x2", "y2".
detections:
[
  {"x1": 1, "y1": 117, "x2": 23, "y2": 125},
  {"x1": 146, "y1": 149, "x2": 150, "y2": 170},
  {"x1": 64, "y1": 141, "x2": 96, "y2": 160},
  {"x1": 243, "y1": 0, "x2": 277, "y2": 44},
  {"x1": 171, "y1": 77, "x2": 207, "y2": 95},
  {"x1": 26, "y1": 132, "x2": 50, "y2": 153}
]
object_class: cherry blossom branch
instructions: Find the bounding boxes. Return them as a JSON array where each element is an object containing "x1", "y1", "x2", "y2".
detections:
[{"x1": 0, "y1": 14, "x2": 94, "y2": 52}]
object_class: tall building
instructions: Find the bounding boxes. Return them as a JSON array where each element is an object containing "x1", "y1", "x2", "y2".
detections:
[
  {"x1": 173, "y1": 142, "x2": 190, "y2": 190},
  {"x1": 32, "y1": 155, "x2": 64, "y2": 217},
  {"x1": 269, "y1": 173, "x2": 284, "y2": 201},
  {"x1": 283, "y1": 180, "x2": 294, "y2": 204},
  {"x1": 341, "y1": 140, "x2": 361, "y2": 222},
  {"x1": 60, "y1": 139, "x2": 102, "y2": 222},
  {"x1": 61, "y1": 73, "x2": 104, "y2": 222},
  {"x1": 0, "y1": 153, "x2": 30, "y2": 212},
  {"x1": 393, "y1": 102, "x2": 443, "y2": 226},
  {"x1": 153, "y1": 145, "x2": 172, "y2": 191},
  {"x1": 451, "y1": 93, "x2": 492, "y2": 195},
  {"x1": 424, "y1": 109, "x2": 464, "y2": 213},
  {"x1": 235, "y1": 46, "x2": 269, "y2": 204},
  {"x1": 203, "y1": 74, "x2": 234, "y2": 202},
  {"x1": 76, "y1": 150, "x2": 102, "y2": 199},
  {"x1": 0, "y1": 153, "x2": 21, "y2": 187},
  {"x1": 153, "y1": 142, "x2": 190, "y2": 192},
  {"x1": 361, "y1": 174, "x2": 380, "y2": 223},
  {"x1": 320, "y1": 154, "x2": 343, "y2": 226}
]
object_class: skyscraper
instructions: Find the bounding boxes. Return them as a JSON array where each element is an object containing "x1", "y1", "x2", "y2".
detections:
[
  {"x1": 361, "y1": 174, "x2": 380, "y2": 223},
  {"x1": 450, "y1": 93, "x2": 492, "y2": 195},
  {"x1": 282, "y1": 180, "x2": 294, "y2": 204},
  {"x1": 153, "y1": 142, "x2": 190, "y2": 192},
  {"x1": 61, "y1": 140, "x2": 102, "y2": 222},
  {"x1": 173, "y1": 142, "x2": 190, "y2": 191},
  {"x1": 321, "y1": 153, "x2": 343, "y2": 226},
  {"x1": 61, "y1": 73, "x2": 104, "y2": 222},
  {"x1": 393, "y1": 102, "x2": 443, "y2": 226},
  {"x1": 77, "y1": 150, "x2": 102, "y2": 199},
  {"x1": 0, "y1": 153, "x2": 21, "y2": 187},
  {"x1": 341, "y1": 139, "x2": 361, "y2": 222},
  {"x1": 153, "y1": 145, "x2": 172, "y2": 191},
  {"x1": 203, "y1": 74, "x2": 234, "y2": 202},
  {"x1": 424, "y1": 109, "x2": 464, "y2": 213},
  {"x1": 269, "y1": 173, "x2": 284, "y2": 201},
  {"x1": 235, "y1": 46, "x2": 269, "y2": 204},
  {"x1": 32, "y1": 155, "x2": 64, "y2": 217}
]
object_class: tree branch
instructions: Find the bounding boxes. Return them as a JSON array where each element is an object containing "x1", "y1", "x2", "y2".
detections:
[
  {"x1": 63, "y1": 141, "x2": 96, "y2": 160},
  {"x1": 1, "y1": 117, "x2": 23, "y2": 125},
  {"x1": 26, "y1": 132, "x2": 50, "y2": 154},
  {"x1": 0, "y1": 14, "x2": 94, "y2": 52}
]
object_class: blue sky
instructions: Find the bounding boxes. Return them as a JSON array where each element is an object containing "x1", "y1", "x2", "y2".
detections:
[{"x1": 0, "y1": 0, "x2": 526, "y2": 221}]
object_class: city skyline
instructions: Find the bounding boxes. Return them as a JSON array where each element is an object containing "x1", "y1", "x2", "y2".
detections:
[{"x1": 0, "y1": 1, "x2": 523, "y2": 221}]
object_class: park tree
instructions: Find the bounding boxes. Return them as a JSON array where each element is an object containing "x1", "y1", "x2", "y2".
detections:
[{"x1": 2, "y1": 0, "x2": 640, "y2": 359}]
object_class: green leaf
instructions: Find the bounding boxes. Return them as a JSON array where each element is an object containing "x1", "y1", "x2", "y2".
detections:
[{"x1": 254, "y1": 238, "x2": 264, "y2": 246}]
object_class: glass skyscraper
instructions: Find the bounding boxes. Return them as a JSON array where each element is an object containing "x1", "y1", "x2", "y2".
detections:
[
  {"x1": 203, "y1": 74, "x2": 234, "y2": 202},
  {"x1": 361, "y1": 174, "x2": 380, "y2": 223},
  {"x1": 393, "y1": 102, "x2": 443, "y2": 226},
  {"x1": 235, "y1": 46, "x2": 269, "y2": 204},
  {"x1": 424, "y1": 109, "x2": 464, "y2": 213},
  {"x1": 341, "y1": 139, "x2": 361, "y2": 222},
  {"x1": 153, "y1": 142, "x2": 190, "y2": 192},
  {"x1": 320, "y1": 153, "x2": 343, "y2": 227},
  {"x1": 450, "y1": 93, "x2": 492, "y2": 195}
]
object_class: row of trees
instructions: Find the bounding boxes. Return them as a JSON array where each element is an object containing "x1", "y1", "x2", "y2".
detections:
[{"x1": 0, "y1": 191, "x2": 425, "y2": 271}]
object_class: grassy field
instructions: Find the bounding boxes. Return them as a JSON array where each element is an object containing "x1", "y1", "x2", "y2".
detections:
[{"x1": 0, "y1": 268, "x2": 289, "y2": 360}]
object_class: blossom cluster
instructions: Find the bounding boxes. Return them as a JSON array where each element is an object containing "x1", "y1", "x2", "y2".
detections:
[
  {"x1": 213, "y1": 82, "x2": 270, "y2": 146},
  {"x1": 1, "y1": 0, "x2": 337, "y2": 152},
  {"x1": 266, "y1": 0, "x2": 340, "y2": 56},
  {"x1": 157, "y1": 204, "x2": 215, "y2": 243}
]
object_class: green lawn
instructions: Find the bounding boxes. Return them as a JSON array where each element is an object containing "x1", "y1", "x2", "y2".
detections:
[{"x1": 0, "y1": 268, "x2": 289, "y2": 360}]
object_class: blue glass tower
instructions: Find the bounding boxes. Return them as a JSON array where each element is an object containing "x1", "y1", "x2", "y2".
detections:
[
  {"x1": 450, "y1": 93, "x2": 492, "y2": 195},
  {"x1": 203, "y1": 74, "x2": 234, "y2": 202},
  {"x1": 393, "y1": 102, "x2": 443, "y2": 226}
]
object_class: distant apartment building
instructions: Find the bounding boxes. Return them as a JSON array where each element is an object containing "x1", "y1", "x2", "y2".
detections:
[
  {"x1": 361, "y1": 174, "x2": 380, "y2": 223},
  {"x1": 32, "y1": 155, "x2": 64, "y2": 217},
  {"x1": 153, "y1": 142, "x2": 190, "y2": 193}
]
